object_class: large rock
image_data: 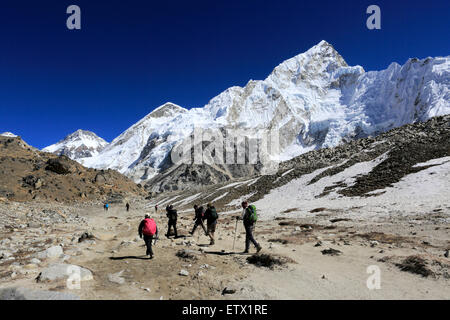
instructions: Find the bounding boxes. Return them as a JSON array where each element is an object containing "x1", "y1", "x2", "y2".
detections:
[
  {"x1": 36, "y1": 245, "x2": 64, "y2": 259},
  {"x1": 37, "y1": 263, "x2": 93, "y2": 282},
  {"x1": 94, "y1": 171, "x2": 114, "y2": 184},
  {"x1": 0, "y1": 287, "x2": 79, "y2": 300},
  {"x1": 45, "y1": 157, "x2": 74, "y2": 175},
  {"x1": 22, "y1": 175, "x2": 43, "y2": 189}
]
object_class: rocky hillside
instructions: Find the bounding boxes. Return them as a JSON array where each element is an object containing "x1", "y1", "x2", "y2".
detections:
[{"x1": 0, "y1": 135, "x2": 145, "y2": 203}]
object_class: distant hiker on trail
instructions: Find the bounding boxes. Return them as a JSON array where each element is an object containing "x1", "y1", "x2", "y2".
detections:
[
  {"x1": 165, "y1": 205, "x2": 178, "y2": 238},
  {"x1": 138, "y1": 214, "x2": 158, "y2": 259},
  {"x1": 155, "y1": 204, "x2": 158, "y2": 214},
  {"x1": 189, "y1": 204, "x2": 207, "y2": 236},
  {"x1": 104, "y1": 203, "x2": 109, "y2": 211},
  {"x1": 126, "y1": 203, "x2": 130, "y2": 212},
  {"x1": 204, "y1": 203, "x2": 218, "y2": 245},
  {"x1": 237, "y1": 201, "x2": 262, "y2": 253}
]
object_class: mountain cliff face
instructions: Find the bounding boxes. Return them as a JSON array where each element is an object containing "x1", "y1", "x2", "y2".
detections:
[
  {"x1": 43, "y1": 130, "x2": 108, "y2": 160},
  {"x1": 73, "y1": 41, "x2": 449, "y2": 190}
]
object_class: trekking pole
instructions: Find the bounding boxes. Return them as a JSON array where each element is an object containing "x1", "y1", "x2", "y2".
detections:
[{"x1": 232, "y1": 217, "x2": 238, "y2": 251}]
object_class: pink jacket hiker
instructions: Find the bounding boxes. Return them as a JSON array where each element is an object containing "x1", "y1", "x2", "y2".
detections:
[{"x1": 142, "y1": 218, "x2": 157, "y2": 236}]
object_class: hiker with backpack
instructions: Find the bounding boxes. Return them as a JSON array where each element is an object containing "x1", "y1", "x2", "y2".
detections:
[
  {"x1": 237, "y1": 201, "x2": 262, "y2": 253},
  {"x1": 138, "y1": 214, "x2": 158, "y2": 259},
  {"x1": 126, "y1": 202, "x2": 130, "y2": 212},
  {"x1": 165, "y1": 205, "x2": 178, "y2": 238},
  {"x1": 204, "y1": 203, "x2": 218, "y2": 245},
  {"x1": 189, "y1": 204, "x2": 208, "y2": 236}
]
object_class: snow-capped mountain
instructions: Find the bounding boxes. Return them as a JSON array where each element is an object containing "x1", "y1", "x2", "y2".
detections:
[
  {"x1": 1, "y1": 132, "x2": 18, "y2": 138},
  {"x1": 43, "y1": 130, "x2": 108, "y2": 160},
  {"x1": 80, "y1": 40, "x2": 450, "y2": 185}
]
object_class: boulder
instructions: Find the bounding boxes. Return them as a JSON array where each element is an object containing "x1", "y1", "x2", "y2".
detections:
[
  {"x1": 45, "y1": 157, "x2": 74, "y2": 175},
  {"x1": 36, "y1": 245, "x2": 64, "y2": 259},
  {"x1": 37, "y1": 263, "x2": 93, "y2": 282}
]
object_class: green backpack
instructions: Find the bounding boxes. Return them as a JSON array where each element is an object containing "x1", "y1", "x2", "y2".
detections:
[
  {"x1": 247, "y1": 205, "x2": 258, "y2": 223},
  {"x1": 210, "y1": 208, "x2": 218, "y2": 220}
]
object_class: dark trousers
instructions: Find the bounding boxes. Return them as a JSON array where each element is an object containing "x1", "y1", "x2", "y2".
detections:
[
  {"x1": 191, "y1": 219, "x2": 207, "y2": 235},
  {"x1": 167, "y1": 220, "x2": 177, "y2": 237},
  {"x1": 143, "y1": 235, "x2": 153, "y2": 256},
  {"x1": 244, "y1": 223, "x2": 260, "y2": 251}
]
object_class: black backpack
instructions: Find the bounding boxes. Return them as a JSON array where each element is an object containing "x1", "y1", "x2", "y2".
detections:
[{"x1": 167, "y1": 209, "x2": 177, "y2": 220}]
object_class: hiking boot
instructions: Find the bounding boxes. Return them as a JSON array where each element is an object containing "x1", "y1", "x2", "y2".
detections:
[
  {"x1": 209, "y1": 240, "x2": 215, "y2": 245},
  {"x1": 256, "y1": 245, "x2": 262, "y2": 253},
  {"x1": 243, "y1": 250, "x2": 249, "y2": 254}
]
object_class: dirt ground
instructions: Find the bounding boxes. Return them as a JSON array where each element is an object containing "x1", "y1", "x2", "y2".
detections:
[{"x1": 1, "y1": 199, "x2": 449, "y2": 300}]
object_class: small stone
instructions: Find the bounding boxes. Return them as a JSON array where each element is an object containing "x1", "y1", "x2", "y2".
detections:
[
  {"x1": 321, "y1": 248, "x2": 342, "y2": 256},
  {"x1": 108, "y1": 270, "x2": 125, "y2": 284},
  {"x1": 370, "y1": 241, "x2": 379, "y2": 247},
  {"x1": 221, "y1": 287, "x2": 236, "y2": 295},
  {"x1": 179, "y1": 269, "x2": 189, "y2": 276}
]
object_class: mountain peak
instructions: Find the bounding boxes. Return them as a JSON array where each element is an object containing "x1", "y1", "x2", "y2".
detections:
[
  {"x1": 64, "y1": 129, "x2": 102, "y2": 141},
  {"x1": 43, "y1": 130, "x2": 108, "y2": 160},
  {"x1": 148, "y1": 102, "x2": 187, "y2": 118},
  {"x1": 266, "y1": 40, "x2": 348, "y2": 86},
  {"x1": 0, "y1": 132, "x2": 18, "y2": 138}
]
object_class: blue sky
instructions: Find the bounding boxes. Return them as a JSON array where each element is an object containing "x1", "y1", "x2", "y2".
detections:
[{"x1": 1, "y1": 0, "x2": 449, "y2": 149}]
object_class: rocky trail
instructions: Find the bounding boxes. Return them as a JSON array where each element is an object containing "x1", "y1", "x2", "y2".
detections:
[{"x1": 1, "y1": 198, "x2": 449, "y2": 300}]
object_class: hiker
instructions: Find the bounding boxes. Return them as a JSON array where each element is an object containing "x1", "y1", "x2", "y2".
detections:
[
  {"x1": 155, "y1": 204, "x2": 158, "y2": 214},
  {"x1": 204, "y1": 203, "x2": 218, "y2": 245},
  {"x1": 165, "y1": 205, "x2": 178, "y2": 238},
  {"x1": 103, "y1": 203, "x2": 107, "y2": 211},
  {"x1": 189, "y1": 204, "x2": 207, "y2": 236},
  {"x1": 105, "y1": 203, "x2": 109, "y2": 211},
  {"x1": 237, "y1": 201, "x2": 262, "y2": 253},
  {"x1": 126, "y1": 203, "x2": 130, "y2": 212},
  {"x1": 138, "y1": 214, "x2": 158, "y2": 259}
]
